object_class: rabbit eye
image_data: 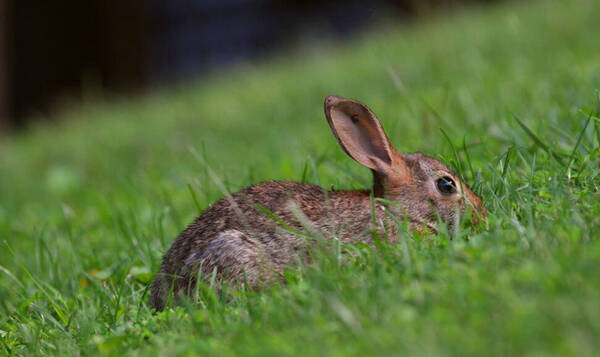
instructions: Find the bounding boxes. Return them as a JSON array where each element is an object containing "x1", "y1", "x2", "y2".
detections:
[
  {"x1": 351, "y1": 114, "x2": 359, "y2": 123},
  {"x1": 436, "y1": 176, "x2": 457, "y2": 195}
]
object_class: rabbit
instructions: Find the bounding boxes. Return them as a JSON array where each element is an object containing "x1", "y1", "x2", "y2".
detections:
[{"x1": 150, "y1": 95, "x2": 485, "y2": 310}]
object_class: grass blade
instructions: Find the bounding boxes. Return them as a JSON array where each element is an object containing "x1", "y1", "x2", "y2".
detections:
[
  {"x1": 565, "y1": 111, "x2": 593, "y2": 175},
  {"x1": 440, "y1": 128, "x2": 465, "y2": 178},
  {"x1": 187, "y1": 183, "x2": 203, "y2": 216},
  {"x1": 513, "y1": 114, "x2": 565, "y2": 166}
]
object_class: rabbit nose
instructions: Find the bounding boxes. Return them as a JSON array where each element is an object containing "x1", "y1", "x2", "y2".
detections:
[
  {"x1": 464, "y1": 190, "x2": 485, "y2": 224},
  {"x1": 468, "y1": 199, "x2": 486, "y2": 225},
  {"x1": 471, "y1": 206, "x2": 486, "y2": 225}
]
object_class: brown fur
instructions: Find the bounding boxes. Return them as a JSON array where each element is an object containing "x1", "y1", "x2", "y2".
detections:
[{"x1": 150, "y1": 96, "x2": 485, "y2": 310}]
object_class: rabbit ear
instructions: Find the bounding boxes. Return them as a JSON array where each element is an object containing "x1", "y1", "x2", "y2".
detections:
[{"x1": 324, "y1": 95, "x2": 396, "y2": 173}]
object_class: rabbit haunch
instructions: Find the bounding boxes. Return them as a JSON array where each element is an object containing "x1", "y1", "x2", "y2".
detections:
[{"x1": 150, "y1": 95, "x2": 484, "y2": 310}]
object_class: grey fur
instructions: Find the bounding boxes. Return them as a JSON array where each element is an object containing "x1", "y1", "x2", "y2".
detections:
[{"x1": 150, "y1": 96, "x2": 484, "y2": 310}]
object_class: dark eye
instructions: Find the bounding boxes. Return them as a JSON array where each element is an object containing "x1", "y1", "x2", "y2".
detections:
[{"x1": 436, "y1": 176, "x2": 457, "y2": 195}]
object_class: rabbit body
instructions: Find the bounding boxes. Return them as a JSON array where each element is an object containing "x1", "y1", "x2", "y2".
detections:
[
  {"x1": 151, "y1": 96, "x2": 484, "y2": 310},
  {"x1": 151, "y1": 181, "x2": 391, "y2": 310}
]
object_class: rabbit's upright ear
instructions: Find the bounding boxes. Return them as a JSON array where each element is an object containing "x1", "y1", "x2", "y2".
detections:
[{"x1": 324, "y1": 95, "x2": 397, "y2": 174}]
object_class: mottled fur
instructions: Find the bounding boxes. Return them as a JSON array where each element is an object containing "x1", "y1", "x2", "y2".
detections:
[{"x1": 150, "y1": 96, "x2": 484, "y2": 310}]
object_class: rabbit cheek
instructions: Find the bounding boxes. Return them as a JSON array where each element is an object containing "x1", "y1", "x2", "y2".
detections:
[{"x1": 428, "y1": 195, "x2": 460, "y2": 229}]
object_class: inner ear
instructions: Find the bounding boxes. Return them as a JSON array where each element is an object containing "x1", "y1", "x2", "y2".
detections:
[{"x1": 325, "y1": 97, "x2": 393, "y2": 171}]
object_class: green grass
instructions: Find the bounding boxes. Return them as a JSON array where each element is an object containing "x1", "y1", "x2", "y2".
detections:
[{"x1": 2, "y1": 0, "x2": 600, "y2": 355}]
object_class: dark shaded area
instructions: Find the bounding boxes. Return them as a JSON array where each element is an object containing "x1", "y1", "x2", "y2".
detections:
[
  {"x1": 4, "y1": 0, "x2": 147, "y2": 127},
  {"x1": 0, "y1": 0, "x2": 499, "y2": 130}
]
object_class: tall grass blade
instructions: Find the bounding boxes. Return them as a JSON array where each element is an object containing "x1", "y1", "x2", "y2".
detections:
[
  {"x1": 513, "y1": 114, "x2": 565, "y2": 166},
  {"x1": 566, "y1": 112, "x2": 593, "y2": 175},
  {"x1": 187, "y1": 183, "x2": 203, "y2": 216}
]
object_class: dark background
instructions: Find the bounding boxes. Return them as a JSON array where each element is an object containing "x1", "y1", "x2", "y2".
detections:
[{"x1": 0, "y1": 0, "x2": 499, "y2": 131}]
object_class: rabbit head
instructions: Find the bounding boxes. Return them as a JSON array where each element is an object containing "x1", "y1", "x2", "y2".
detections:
[{"x1": 324, "y1": 95, "x2": 485, "y2": 232}]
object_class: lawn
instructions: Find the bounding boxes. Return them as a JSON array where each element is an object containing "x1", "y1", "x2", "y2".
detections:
[{"x1": 1, "y1": 0, "x2": 600, "y2": 355}]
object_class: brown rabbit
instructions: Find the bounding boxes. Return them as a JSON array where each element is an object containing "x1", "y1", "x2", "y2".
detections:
[{"x1": 150, "y1": 95, "x2": 484, "y2": 310}]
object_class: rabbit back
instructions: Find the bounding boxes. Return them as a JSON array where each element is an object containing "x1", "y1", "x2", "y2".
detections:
[{"x1": 151, "y1": 181, "x2": 378, "y2": 310}]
